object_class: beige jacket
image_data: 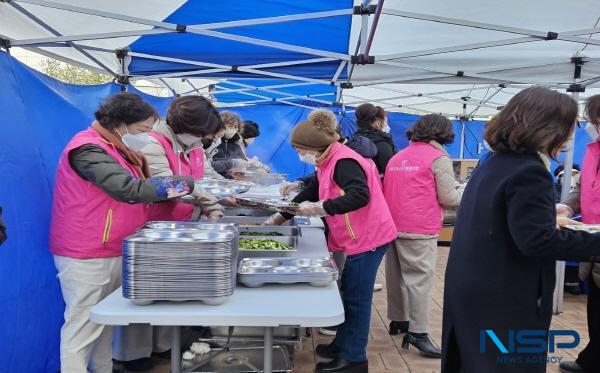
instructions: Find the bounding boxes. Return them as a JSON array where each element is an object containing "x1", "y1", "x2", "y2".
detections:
[
  {"x1": 399, "y1": 141, "x2": 464, "y2": 240},
  {"x1": 562, "y1": 177, "x2": 600, "y2": 287},
  {"x1": 141, "y1": 123, "x2": 224, "y2": 220}
]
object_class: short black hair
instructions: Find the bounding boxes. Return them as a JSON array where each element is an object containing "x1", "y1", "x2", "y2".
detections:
[
  {"x1": 553, "y1": 163, "x2": 581, "y2": 177},
  {"x1": 407, "y1": 114, "x2": 455, "y2": 145},
  {"x1": 95, "y1": 92, "x2": 158, "y2": 130},
  {"x1": 242, "y1": 120, "x2": 260, "y2": 139},
  {"x1": 166, "y1": 96, "x2": 223, "y2": 137}
]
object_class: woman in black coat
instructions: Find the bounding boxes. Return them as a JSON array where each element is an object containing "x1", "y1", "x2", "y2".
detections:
[{"x1": 442, "y1": 86, "x2": 600, "y2": 373}]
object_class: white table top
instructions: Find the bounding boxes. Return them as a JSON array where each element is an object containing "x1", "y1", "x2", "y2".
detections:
[{"x1": 90, "y1": 227, "x2": 343, "y2": 328}]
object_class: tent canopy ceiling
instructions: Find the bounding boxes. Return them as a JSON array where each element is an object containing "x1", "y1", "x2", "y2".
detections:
[{"x1": 1, "y1": 0, "x2": 600, "y2": 116}]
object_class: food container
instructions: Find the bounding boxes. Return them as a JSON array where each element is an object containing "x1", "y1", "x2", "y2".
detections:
[
  {"x1": 238, "y1": 236, "x2": 297, "y2": 258},
  {"x1": 237, "y1": 257, "x2": 338, "y2": 287}
]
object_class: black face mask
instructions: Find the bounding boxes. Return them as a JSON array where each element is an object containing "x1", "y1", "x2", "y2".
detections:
[{"x1": 202, "y1": 138, "x2": 213, "y2": 149}]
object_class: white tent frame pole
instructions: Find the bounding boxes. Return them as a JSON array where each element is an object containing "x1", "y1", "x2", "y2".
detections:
[
  {"x1": 459, "y1": 103, "x2": 466, "y2": 159},
  {"x1": 359, "y1": 3, "x2": 370, "y2": 54},
  {"x1": 221, "y1": 81, "x2": 336, "y2": 106},
  {"x1": 7, "y1": 1, "x2": 117, "y2": 76},
  {"x1": 332, "y1": 61, "x2": 347, "y2": 83},
  {"x1": 10, "y1": 0, "x2": 352, "y2": 61},
  {"x1": 382, "y1": 8, "x2": 600, "y2": 46},
  {"x1": 246, "y1": 58, "x2": 335, "y2": 69},
  {"x1": 376, "y1": 60, "x2": 539, "y2": 85},
  {"x1": 360, "y1": 86, "x2": 501, "y2": 110},
  {"x1": 185, "y1": 29, "x2": 350, "y2": 61},
  {"x1": 467, "y1": 87, "x2": 504, "y2": 118},
  {"x1": 11, "y1": 0, "x2": 351, "y2": 32},
  {"x1": 12, "y1": 29, "x2": 176, "y2": 46},
  {"x1": 158, "y1": 78, "x2": 177, "y2": 96},
  {"x1": 376, "y1": 27, "x2": 600, "y2": 61},
  {"x1": 128, "y1": 52, "x2": 231, "y2": 69},
  {"x1": 214, "y1": 82, "x2": 315, "y2": 95},
  {"x1": 369, "y1": 84, "x2": 499, "y2": 97},
  {"x1": 130, "y1": 69, "x2": 231, "y2": 81}
]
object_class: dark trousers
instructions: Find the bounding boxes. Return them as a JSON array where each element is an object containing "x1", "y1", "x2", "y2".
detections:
[
  {"x1": 333, "y1": 244, "x2": 388, "y2": 362},
  {"x1": 577, "y1": 278, "x2": 600, "y2": 373}
]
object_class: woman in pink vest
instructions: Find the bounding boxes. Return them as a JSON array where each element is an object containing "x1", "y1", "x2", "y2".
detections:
[
  {"x1": 112, "y1": 96, "x2": 226, "y2": 372},
  {"x1": 383, "y1": 114, "x2": 462, "y2": 358},
  {"x1": 556, "y1": 94, "x2": 600, "y2": 373},
  {"x1": 288, "y1": 110, "x2": 397, "y2": 373},
  {"x1": 50, "y1": 93, "x2": 212, "y2": 373}
]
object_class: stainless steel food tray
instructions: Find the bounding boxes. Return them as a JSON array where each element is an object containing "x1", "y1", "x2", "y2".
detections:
[
  {"x1": 238, "y1": 225, "x2": 300, "y2": 237},
  {"x1": 142, "y1": 221, "x2": 237, "y2": 230},
  {"x1": 238, "y1": 236, "x2": 297, "y2": 258},
  {"x1": 235, "y1": 196, "x2": 299, "y2": 214},
  {"x1": 221, "y1": 216, "x2": 298, "y2": 227},
  {"x1": 237, "y1": 257, "x2": 338, "y2": 287},
  {"x1": 127, "y1": 229, "x2": 235, "y2": 242}
]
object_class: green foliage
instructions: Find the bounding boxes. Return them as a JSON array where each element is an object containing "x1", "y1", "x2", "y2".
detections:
[{"x1": 40, "y1": 58, "x2": 111, "y2": 85}]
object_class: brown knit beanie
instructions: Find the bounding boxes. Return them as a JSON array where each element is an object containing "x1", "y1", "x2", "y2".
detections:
[{"x1": 291, "y1": 109, "x2": 340, "y2": 152}]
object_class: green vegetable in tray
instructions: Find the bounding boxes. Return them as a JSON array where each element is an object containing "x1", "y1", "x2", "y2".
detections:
[
  {"x1": 239, "y1": 238, "x2": 291, "y2": 251},
  {"x1": 239, "y1": 231, "x2": 284, "y2": 236}
]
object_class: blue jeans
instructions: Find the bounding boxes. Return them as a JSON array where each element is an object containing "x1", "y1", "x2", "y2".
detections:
[{"x1": 333, "y1": 244, "x2": 389, "y2": 362}]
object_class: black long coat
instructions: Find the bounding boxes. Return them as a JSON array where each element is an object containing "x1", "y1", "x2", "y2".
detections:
[{"x1": 442, "y1": 152, "x2": 600, "y2": 373}]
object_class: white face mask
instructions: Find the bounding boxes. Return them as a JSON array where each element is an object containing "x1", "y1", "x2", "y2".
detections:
[
  {"x1": 299, "y1": 152, "x2": 317, "y2": 165},
  {"x1": 224, "y1": 128, "x2": 237, "y2": 139},
  {"x1": 382, "y1": 125, "x2": 391, "y2": 133},
  {"x1": 120, "y1": 128, "x2": 151, "y2": 150},
  {"x1": 586, "y1": 123, "x2": 600, "y2": 141},
  {"x1": 177, "y1": 133, "x2": 202, "y2": 147}
]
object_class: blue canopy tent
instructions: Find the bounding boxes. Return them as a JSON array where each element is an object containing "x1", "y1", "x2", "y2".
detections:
[{"x1": 2, "y1": 0, "x2": 600, "y2": 370}]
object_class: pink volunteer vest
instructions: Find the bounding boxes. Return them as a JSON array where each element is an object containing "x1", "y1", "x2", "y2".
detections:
[
  {"x1": 317, "y1": 143, "x2": 397, "y2": 255},
  {"x1": 50, "y1": 127, "x2": 149, "y2": 259},
  {"x1": 581, "y1": 141, "x2": 600, "y2": 224},
  {"x1": 384, "y1": 142, "x2": 446, "y2": 234},
  {"x1": 147, "y1": 132, "x2": 204, "y2": 222}
]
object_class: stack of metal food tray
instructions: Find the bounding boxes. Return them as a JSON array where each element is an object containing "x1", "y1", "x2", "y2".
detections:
[
  {"x1": 122, "y1": 223, "x2": 238, "y2": 306},
  {"x1": 238, "y1": 257, "x2": 338, "y2": 288}
]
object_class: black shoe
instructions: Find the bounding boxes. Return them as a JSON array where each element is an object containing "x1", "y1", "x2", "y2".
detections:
[
  {"x1": 560, "y1": 361, "x2": 589, "y2": 373},
  {"x1": 115, "y1": 357, "x2": 154, "y2": 372},
  {"x1": 315, "y1": 358, "x2": 368, "y2": 373},
  {"x1": 316, "y1": 343, "x2": 341, "y2": 359},
  {"x1": 388, "y1": 321, "x2": 409, "y2": 335},
  {"x1": 151, "y1": 349, "x2": 172, "y2": 359},
  {"x1": 401, "y1": 333, "x2": 441, "y2": 358}
]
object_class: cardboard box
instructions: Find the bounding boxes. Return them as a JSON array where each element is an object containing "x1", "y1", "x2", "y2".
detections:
[{"x1": 453, "y1": 159, "x2": 479, "y2": 182}]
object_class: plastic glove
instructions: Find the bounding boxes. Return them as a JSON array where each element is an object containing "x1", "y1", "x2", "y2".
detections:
[
  {"x1": 556, "y1": 203, "x2": 573, "y2": 218},
  {"x1": 219, "y1": 197, "x2": 239, "y2": 208},
  {"x1": 262, "y1": 213, "x2": 288, "y2": 226},
  {"x1": 280, "y1": 181, "x2": 302, "y2": 197},
  {"x1": 249, "y1": 157, "x2": 270, "y2": 172},
  {"x1": 557, "y1": 216, "x2": 583, "y2": 229},
  {"x1": 191, "y1": 189, "x2": 218, "y2": 206},
  {"x1": 296, "y1": 201, "x2": 327, "y2": 217}
]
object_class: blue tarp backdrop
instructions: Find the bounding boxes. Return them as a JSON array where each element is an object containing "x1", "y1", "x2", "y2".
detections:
[{"x1": 0, "y1": 50, "x2": 590, "y2": 371}]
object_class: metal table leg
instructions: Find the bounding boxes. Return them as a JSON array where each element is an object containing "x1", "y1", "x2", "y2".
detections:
[
  {"x1": 264, "y1": 326, "x2": 274, "y2": 373},
  {"x1": 171, "y1": 326, "x2": 181, "y2": 373}
]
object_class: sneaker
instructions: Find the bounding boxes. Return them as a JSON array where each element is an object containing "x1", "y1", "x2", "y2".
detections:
[
  {"x1": 373, "y1": 283, "x2": 384, "y2": 292},
  {"x1": 319, "y1": 326, "x2": 337, "y2": 336}
]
